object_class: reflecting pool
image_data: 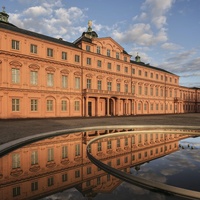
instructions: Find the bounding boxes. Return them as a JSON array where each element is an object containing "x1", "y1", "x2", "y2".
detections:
[{"x1": 0, "y1": 127, "x2": 200, "y2": 200}]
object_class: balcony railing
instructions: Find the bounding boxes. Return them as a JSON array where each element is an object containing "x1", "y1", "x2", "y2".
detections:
[{"x1": 83, "y1": 89, "x2": 134, "y2": 97}]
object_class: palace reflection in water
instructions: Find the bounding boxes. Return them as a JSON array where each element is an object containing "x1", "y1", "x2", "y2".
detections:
[{"x1": 0, "y1": 129, "x2": 190, "y2": 200}]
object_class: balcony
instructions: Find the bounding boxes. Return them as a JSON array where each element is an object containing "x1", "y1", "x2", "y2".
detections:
[{"x1": 83, "y1": 89, "x2": 134, "y2": 97}]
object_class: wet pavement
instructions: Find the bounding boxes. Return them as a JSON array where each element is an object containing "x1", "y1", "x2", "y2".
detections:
[{"x1": 0, "y1": 113, "x2": 199, "y2": 144}]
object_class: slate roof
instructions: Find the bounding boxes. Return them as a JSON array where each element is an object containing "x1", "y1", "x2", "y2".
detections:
[
  {"x1": 130, "y1": 60, "x2": 176, "y2": 76},
  {"x1": 0, "y1": 21, "x2": 79, "y2": 49},
  {"x1": 0, "y1": 21, "x2": 178, "y2": 76}
]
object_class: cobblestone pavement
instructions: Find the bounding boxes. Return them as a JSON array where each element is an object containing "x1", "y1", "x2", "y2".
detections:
[{"x1": 0, "y1": 113, "x2": 199, "y2": 144}]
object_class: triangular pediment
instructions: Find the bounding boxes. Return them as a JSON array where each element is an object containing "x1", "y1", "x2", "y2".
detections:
[{"x1": 92, "y1": 37, "x2": 125, "y2": 54}]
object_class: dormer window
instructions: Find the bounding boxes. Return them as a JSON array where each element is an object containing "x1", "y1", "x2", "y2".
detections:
[
  {"x1": 86, "y1": 45, "x2": 90, "y2": 52},
  {"x1": 12, "y1": 40, "x2": 20, "y2": 50},
  {"x1": 107, "y1": 49, "x2": 110, "y2": 57},
  {"x1": 97, "y1": 46, "x2": 101, "y2": 54},
  {"x1": 116, "y1": 52, "x2": 120, "y2": 59}
]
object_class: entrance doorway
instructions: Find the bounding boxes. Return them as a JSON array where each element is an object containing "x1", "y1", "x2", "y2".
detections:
[{"x1": 88, "y1": 102, "x2": 92, "y2": 116}]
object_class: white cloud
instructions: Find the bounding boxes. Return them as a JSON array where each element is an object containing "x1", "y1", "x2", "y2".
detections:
[
  {"x1": 23, "y1": 6, "x2": 50, "y2": 17},
  {"x1": 161, "y1": 42, "x2": 182, "y2": 50},
  {"x1": 112, "y1": 23, "x2": 167, "y2": 46},
  {"x1": 142, "y1": 0, "x2": 175, "y2": 29},
  {"x1": 8, "y1": 2, "x2": 87, "y2": 41}
]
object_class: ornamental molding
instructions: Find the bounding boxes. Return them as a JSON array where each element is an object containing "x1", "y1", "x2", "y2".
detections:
[
  {"x1": 86, "y1": 73, "x2": 93, "y2": 78},
  {"x1": 60, "y1": 69, "x2": 70, "y2": 74},
  {"x1": 74, "y1": 71, "x2": 81, "y2": 76},
  {"x1": 116, "y1": 78, "x2": 121, "y2": 82},
  {"x1": 97, "y1": 75, "x2": 103, "y2": 79},
  {"x1": 45, "y1": 66, "x2": 56, "y2": 72},
  {"x1": 29, "y1": 64, "x2": 40, "y2": 70},
  {"x1": 9, "y1": 60, "x2": 22, "y2": 67},
  {"x1": 107, "y1": 77, "x2": 113, "y2": 81}
]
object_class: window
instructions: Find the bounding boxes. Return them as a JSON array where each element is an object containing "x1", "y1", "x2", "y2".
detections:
[
  {"x1": 62, "y1": 75, "x2": 68, "y2": 88},
  {"x1": 74, "y1": 101, "x2": 80, "y2": 111},
  {"x1": 75, "y1": 55, "x2": 80, "y2": 62},
  {"x1": 87, "y1": 167, "x2": 92, "y2": 174},
  {"x1": 156, "y1": 74, "x2": 159, "y2": 79},
  {"x1": 117, "y1": 159, "x2": 120, "y2": 165},
  {"x1": 156, "y1": 88, "x2": 159, "y2": 96},
  {"x1": 145, "y1": 87, "x2": 148, "y2": 95},
  {"x1": 138, "y1": 70, "x2": 142, "y2": 76},
  {"x1": 13, "y1": 187, "x2": 20, "y2": 197},
  {"x1": 107, "y1": 49, "x2": 110, "y2": 57},
  {"x1": 31, "y1": 99, "x2": 38, "y2": 111},
  {"x1": 97, "y1": 46, "x2": 101, "y2": 54},
  {"x1": 62, "y1": 52, "x2": 67, "y2": 60},
  {"x1": 117, "y1": 65, "x2": 120, "y2": 71},
  {"x1": 125, "y1": 84, "x2": 128, "y2": 93},
  {"x1": 62, "y1": 146, "x2": 68, "y2": 159},
  {"x1": 97, "y1": 142, "x2": 102, "y2": 151},
  {"x1": 107, "y1": 62, "x2": 111, "y2": 69},
  {"x1": 61, "y1": 100, "x2": 67, "y2": 111},
  {"x1": 31, "y1": 151, "x2": 38, "y2": 165},
  {"x1": 124, "y1": 66, "x2": 128, "y2": 73},
  {"x1": 97, "y1": 177, "x2": 101, "y2": 185},
  {"x1": 75, "y1": 170, "x2": 80, "y2": 178},
  {"x1": 75, "y1": 77, "x2": 80, "y2": 89},
  {"x1": 12, "y1": 40, "x2": 19, "y2": 50},
  {"x1": 132, "y1": 68, "x2": 135, "y2": 74},
  {"x1": 124, "y1": 57, "x2": 127, "y2": 62},
  {"x1": 75, "y1": 144, "x2": 80, "y2": 156},
  {"x1": 30, "y1": 44, "x2": 37, "y2": 54},
  {"x1": 12, "y1": 153, "x2": 20, "y2": 169},
  {"x1": 97, "y1": 80, "x2": 102, "y2": 90},
  {"x1": 86, "y1": 45, "x2": 90, "y2": 51},
  {"x1": 107, "y1": 82, "x2": 112, "y2": 91},
  {"x1": 116, "y1": 52, "x2": 120, "y2": 59},
  {"x1": 117, "y1": 139, "x2": 120, "y2": 147},
  {"x1": 12, "y1": 68, "x2": 20, "y2": 83},
  {"x1": 47, "y1": 148, "x2": 54, "y2": 162},
  {"x1": 107, "y1": 140, "x2": 112, "y2": 149},
  {"x1": 30, "y1": 71, "x2": 38, "y2": 85},
  {"x1": 117, "y1": 83, "x2": 120, "y2": 92},
  {"x1": 62, "y1": 174, "x2": 68, "y2": 182},
  {"x1": 97, "y1": 60, "x2": 102, "y2": 67},
  {"x1": 47, "y1": 100, "x2": 53, "y2": 111},
  {"x1": 87, "y1": 79, "x2": 91, "y2": 89},
  {"x1": 47, "y1": 73, "x2": 54, "y2": 87},
  {"x1": 125, "y1": 138, "x2": 128, "y2": 146},
  {"x1": 47, "y1": 48, "x2": 53, "y2": 57},
  {"x1": 145, "y1": 71, "x2": 148, "y2": 77},
  {"x1": 86, "y1": 57, "x2": 91, "y2": 65},
  {"x1": 12, "y1": 99, "x2": 20, "y2": 111},
  {"x1": 31, "y1": 182, "x2": 38, "y2": 191},
  {"x1": 132, "y1": 85, "x2": 135, "y2": 94},
  {"x1": 151, "y1": 73, "x2": 153, "y2": 78},
  {"x1": 150, "y1": 87, "x2": 154, "y2": 96},
  {"x1": 47, "y1": 177, "x2": 54, "y2": 186},
  {"x1": 138, "y1": 85, "x2": 142, "y2": 95}
]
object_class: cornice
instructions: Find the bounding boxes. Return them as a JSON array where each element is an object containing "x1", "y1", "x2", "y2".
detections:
[
  {"x1": 0, "y1": 87, "x2": 82, "y2": 96},
  {"x1": 0, "y1": 50, "x2": 82, "y2": 69}
]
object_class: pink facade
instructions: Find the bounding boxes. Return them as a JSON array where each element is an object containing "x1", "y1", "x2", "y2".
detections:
[{"x1": 0, "y1": 10, "x2": 200, "y2": 119}]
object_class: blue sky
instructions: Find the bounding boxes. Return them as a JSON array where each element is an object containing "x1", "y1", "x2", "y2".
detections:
[{"x1": 2, "y1": 0, "x2": 200, "y2": 87}]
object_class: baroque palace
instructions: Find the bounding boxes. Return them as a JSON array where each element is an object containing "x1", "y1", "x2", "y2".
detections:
[{"x1": 0, "y1": 9, "x2": 200, "y2": 119}]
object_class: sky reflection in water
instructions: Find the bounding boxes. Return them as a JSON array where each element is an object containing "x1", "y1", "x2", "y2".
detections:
[{"x1": 40, "y1": 136, "x2": 200, "y2": 200}]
